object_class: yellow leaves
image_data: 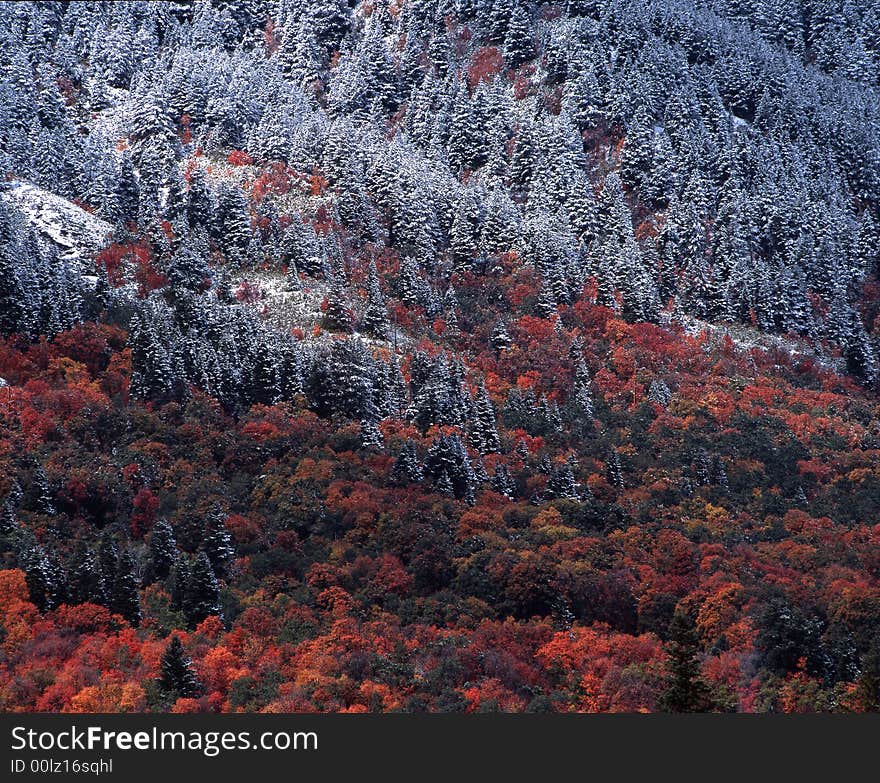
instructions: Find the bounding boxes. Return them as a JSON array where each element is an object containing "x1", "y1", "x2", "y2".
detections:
[
  {"x1": 67, "y1": 682, "x2": 146, "y2": 713},
  {"x1": 847, "y1": 467, "x2": 874, "y2": 485},
  {"x1": 530, "y1": 507, "x2": 579, "y2": 539},
  {"x1": 695, "y1": 583, "x2": 745, "y2": 645},
  {"x1": 702, "y1": 503, "x2": 731, "y2": 537}
]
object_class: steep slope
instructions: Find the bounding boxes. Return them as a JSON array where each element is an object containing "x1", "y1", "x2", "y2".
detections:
[{"x1": 0, "y1": 0, "x2": 879, "y2": 714}]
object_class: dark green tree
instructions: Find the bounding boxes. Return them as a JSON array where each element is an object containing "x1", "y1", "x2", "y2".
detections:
[
  {"x1": 110, "y1": 549, "x2": 141, "y2": 626},
  {"x1": 184, "y1": 551, "x2": 221, "y2": 627},
  {"x1": 657, "y1": 608, "x2": 713, "y2": 712},
  {"x1": 144, "y1": 519, "x2": 177, "y2": 585},
  {"x1": 157, "y1": 635, "x2": 201, "y2": 699}
]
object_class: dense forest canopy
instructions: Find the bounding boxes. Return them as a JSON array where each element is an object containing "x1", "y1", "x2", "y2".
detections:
[{"x1": 0, "y1": 0, "x2": 879, "y2": 713}]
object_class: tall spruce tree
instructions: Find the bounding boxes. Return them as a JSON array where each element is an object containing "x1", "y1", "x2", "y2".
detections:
[{"x1": 158, "y1": 635, "x2": 201, "y2": 699}]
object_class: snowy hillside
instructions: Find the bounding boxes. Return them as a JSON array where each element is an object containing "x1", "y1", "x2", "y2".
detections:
[{"x1": 1, "y1": 181, "x2": 112, "y2": 267}]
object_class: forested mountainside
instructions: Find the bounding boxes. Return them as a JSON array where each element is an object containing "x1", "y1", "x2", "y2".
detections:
[{"x1": 1, "y1": 0, "x2": 879, "y2": 713}]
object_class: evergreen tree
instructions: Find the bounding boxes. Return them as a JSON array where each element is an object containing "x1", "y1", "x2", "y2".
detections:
[
  {"x1": 503, "y1": 4, "x2": 534, "y2": 68},
  {"x1": 216, "y1": 184, "x2": 251, "y2": 265},
  {"x1": 0, "y1": 502, "x2": 17, "y2": 537},
  {"x1": 361, "y1": 261, "x2": 390, "y2": 339},
  {"x1": 391, "y1": 440, "x2": 424, "y2": 485},
  {"x1": 168, "y1": 554, "x2": 191, "y2": 613},
  {"x1": 68, "y1": 541, "x2": 105, "y2": 606},
  {"x1": 323, "y1": 275, "x2": 354, "y2": 333},
  {"x1": 490, "y1": 320, "x2": 513, "y2": 354},
  {"x1": 97, "y1": 531, "x2": 119, "y2": 603},
  {"x1": 158, "y1": 635, "x2": 202, "y2": 699},
  {"x1": 144, "y1": 518, "x2": 177, "y2": 584},
  {"x1": 110, "y1": 549, "x2": 141, "y2": 626},
  {"x1": 469, "y1": 379, "x2": 501, "y2": 454},
  {"x1": 184, "y1": 550, "x2": 221, "y2": 627},
  {"x1": 491, "y1": 462, "x2": 517, "y2": 499},
  {"x1": 31, "y1": 464, "x2": 55, "y2": 515},
  {"x1": 545, "y1": 460, "x2": 579, "y2": 500},
  {"x1": 606, "y1": 450, "x2": 624, "y2": 489},
  {"x1": 572, "y1": 360, "x2": 595, "y2": 417},
  {"x1": 657, "y1": 609, "x2": 713, "y2": 712},
  {"x1": 20, "y1": 542, "x2": 58, "y2": 612}
]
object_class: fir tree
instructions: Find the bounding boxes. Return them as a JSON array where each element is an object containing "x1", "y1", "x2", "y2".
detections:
[
  {"x1": 606, "y1": 451, "x2": 624, "y2": 489},
  {"x1": 184, "y1": 550, "x2": 221, "y2": 627},
  {"x1": 20, "y1": 542, "x2": 58, "y2": 612},
  {"x1": 489, "y1": 320, "x2": 513, "y2": 354},
  {"x1": 491, "y1": 462, "x2": 517, "y2": 499},
  {"x1": 169, "y1": 554, "x2": 191, "y2": 613},
  {"x1": 158, "y1": 635, "x2": 202, "y2": 699},
  {"x1": 469, "y1": 379, "x2": 501, "y2": 454},
  {"x1": 323, "y1": 276, "x2": 354, "y2": 333},
  {"x1": 503, "y1": 5, "x2": 534, "y2": 68},
  {"x1": 68, "y1": 542, "x2": 105, "y2": 606},
  {"x1": 657, "y1": 609, "x2": 713, "y2": 712},
  {"x1": 202, "y1": 507, "x2": 235, "y2": 579},
  {"x1": 111, "y1": 549, "x2": 141, "y2": 626},
  {"x1": 32, "y1": 464, "x2": 55, "y2": 515},
  {"x1": 145, "y1": 518, "x2": 177, "y2": 584},
  {"x1": 0, "y1": 502, "x2": 17, "y2": 536},
  {"x1": 391, "y1": 440, "x2": 424, "y2": 485},
  {"x1": 361, "y1": 261, "x2": 390, "y2": 339}
]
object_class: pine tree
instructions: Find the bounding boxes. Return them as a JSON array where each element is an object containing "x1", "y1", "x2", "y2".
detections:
[
  {"x1": 144, "y1": 519, "x2": 177, "y2": 584},
  {"x1": 503, "y1": 4, "x2": 534, "y2": 68},
  {"x1": 68, "y1": 541, "x2": 105, "y2": 606},
  {"x1": 167, "y1": 244, "x2": 209, "y2": 297},
  {"x1": 184, "y1": 550, "x2": 221, "y2": 627},
  {"x1": 158, "y1": 635, "x2": 202, "y2": 699},
  {"x1": 0, "y1": 502, "x2": 17, "y2": 536},
  {"x1": 187, "y1": 169, "x2": 214, "y2": 230},
  {"x1": 390, "y1": 440, "x2": 424, "y2": 485},
  {"x1": 491, "y1": 462, "x2": 517, "y2": 499},
  {"x1": 202, "y1": 506, "x2": 235, "y2": 579},
  {"x1": 657, "y1": 609, "x2": 713, "y2": 712},
  {"x1": 20, "y1": 542, "x2": 58, "y2": 612},
  {"x1": 31, "y1": 464, "x2": 55, "y2": 515},
  {"x1": 111, "y1": 549, "x2": 141, "y2": 626},
  {"x1": 323, "y1": 275, "x2": 354, "y2": 333},
  {"x1": 572, "y1": 360, "x2": 595, "y2": 417},
  {"x1": 424, "y1": 433, "x2": 474, "y2": 499},
  {"x1": 97, "y1": 531, "x2": 119, "y2": 603},
  {"x1": 169, "y1": 554, "x2": 191, "y2": 613},
  {"x1": 606, "y1": 450, "x2": 624, "y2": 489},
  {"x1": 0, "y1": 212, "x2": 26, "y2": 337},
  {"x1": 545, "y1": 460, "x2": 579, "y2": 500},
  {"x1": 490, "y1": 320, "x2": 513, "y2": 354},
  {"x1": 360, "y1": 418, "x2": 384, "y2": 449},
  {"x1": 361, "y1": 261, "x2": 390, "y2": 339},
  {"x1": 216, "y1": 184, "x2": 251, "y2": 265},
  {"x1": 619, "y1": 105, "x2": 655, "y2": 193},
  {"x1": 469, "y1": 379, "x2": 501, "y2": 454},
  {"x1": 536, "y1": 281, "x2": 558, "y2": 318}
]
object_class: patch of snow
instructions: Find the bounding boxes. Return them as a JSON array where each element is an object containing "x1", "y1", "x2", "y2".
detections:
[
  {"x1": 1, "y1": 181, "x2": 112, "y2": 268},
  {"x1": 663, "y1": 311, "x2": 846, "y2": 375}
]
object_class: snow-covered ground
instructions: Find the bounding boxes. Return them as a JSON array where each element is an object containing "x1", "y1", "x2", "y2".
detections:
[
  {"x1": 234, "y1": 271, "x2": 329, "y2": 333},
  {"x1": 664, "y1": 311, "x2": 846, "y2": 375},
  {"x1": 1, "y1": 181, "x2": 112, "y2": 267}
]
